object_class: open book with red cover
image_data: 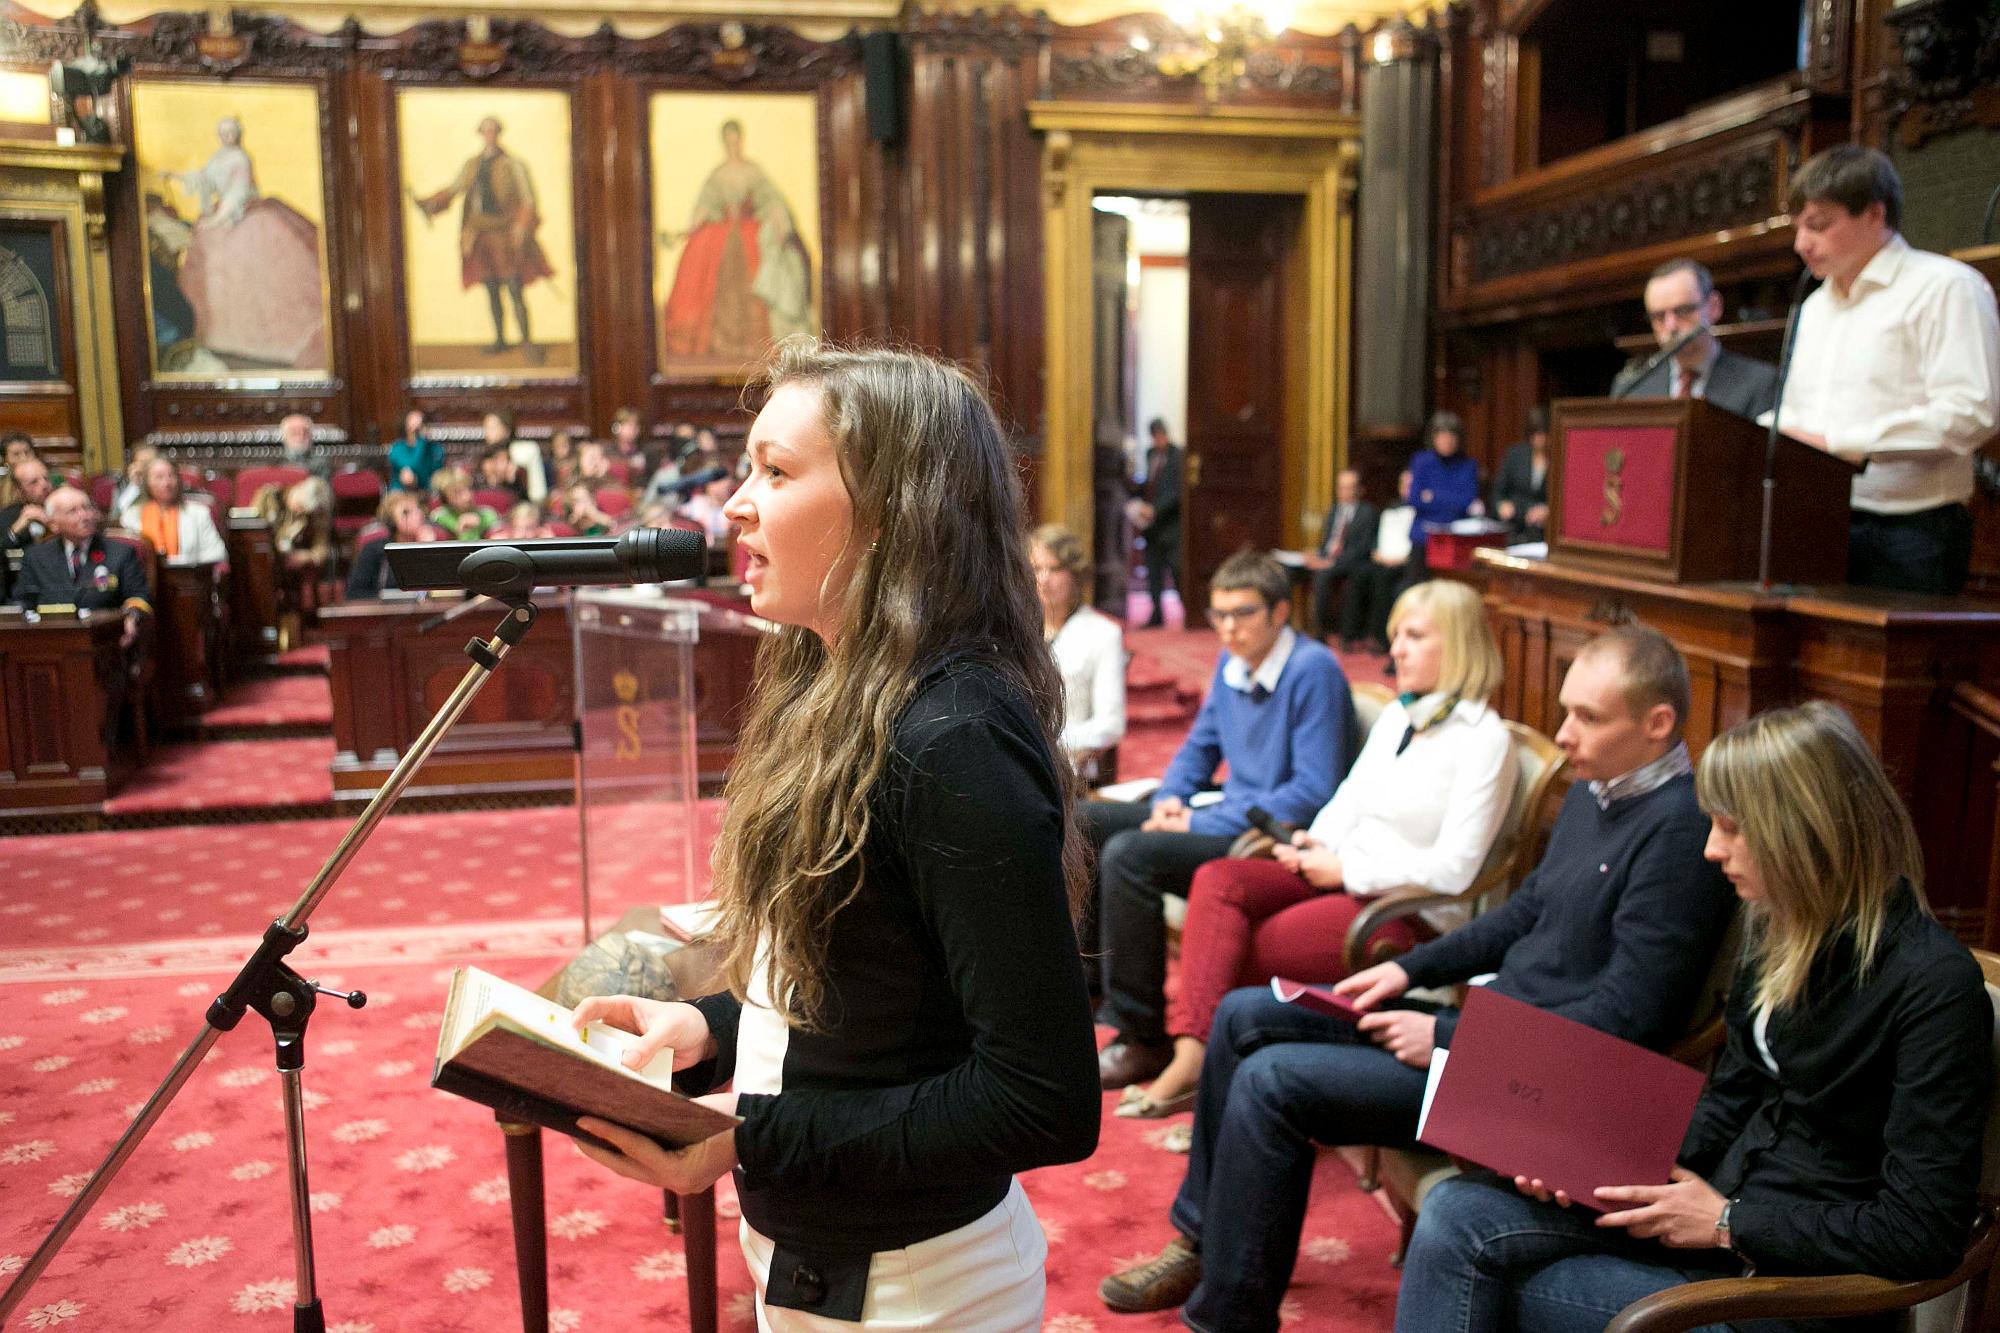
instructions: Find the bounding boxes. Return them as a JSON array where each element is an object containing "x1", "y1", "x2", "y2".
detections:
[{"x1": 1416, "y1": 986, "x2": 1706, "y2": 1211}]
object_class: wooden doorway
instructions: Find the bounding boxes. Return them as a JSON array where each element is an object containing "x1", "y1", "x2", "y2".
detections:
[
  {"x1": 1184, "y1": 191, "x2": 1301, "y2": 598},
  {"x1": 1031, "y1": 103, "x2": 1359, "y2": 582}
]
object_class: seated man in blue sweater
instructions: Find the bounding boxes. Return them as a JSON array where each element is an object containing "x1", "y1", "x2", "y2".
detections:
[
  {"x1": 1086, "y1": 551, "x2": 1355, "y2": 1091},
  {"x1": 1099, "y1": 623, "x2": 1739, "y2": 1332}
]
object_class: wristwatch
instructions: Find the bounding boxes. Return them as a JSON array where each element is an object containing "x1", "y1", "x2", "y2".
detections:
[{"x1": 1715, "y1": 1198, "x2": 1736, "y2": 1250}]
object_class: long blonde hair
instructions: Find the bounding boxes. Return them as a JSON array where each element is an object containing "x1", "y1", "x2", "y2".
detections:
[
  {"x1": 710, "y1": 341, "x2": 1087, "y2": 1028},
  {"x1": 1695, "y1": 701, "x2": 1924, "y2": 1012},
  {"x1": 1386, "y1": 580, "x2": 1503, "y2": 702}
]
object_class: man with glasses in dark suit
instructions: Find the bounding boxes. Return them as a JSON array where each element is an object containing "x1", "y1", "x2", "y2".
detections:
[{"x1": 1613, "y1": 259, "x2": 1778, "y2": 420}]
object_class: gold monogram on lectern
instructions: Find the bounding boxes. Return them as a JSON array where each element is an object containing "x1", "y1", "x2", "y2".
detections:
[
  {"x1": 612, "y1": 669, "x2": 643, "y2": 760},
  {"x1": 1601, "y1": 446, "x2": 1625, "y2": 528}
]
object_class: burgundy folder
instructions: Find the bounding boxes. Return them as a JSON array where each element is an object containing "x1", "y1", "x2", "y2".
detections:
[
  {"x1": 1270, "y1": 977, "x2": 1364, "y2": 1022},
  {"x1": 1417, "y1": 986, "x2": 1706, "y2": 1212}
]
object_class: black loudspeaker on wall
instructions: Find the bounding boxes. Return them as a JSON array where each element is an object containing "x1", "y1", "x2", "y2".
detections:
[{"x1": 863, "y1": 31, "x2": 904, "y2": 145}]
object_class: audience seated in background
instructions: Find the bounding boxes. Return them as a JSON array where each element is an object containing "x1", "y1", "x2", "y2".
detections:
[
  {"x1": 123, "y1": 457, "x2": 227, "y2": 569},
  {"x1": 483, "y1": 408, "x2": 547, "y2": 503},
  {"x1": 1398, "y1": 700, "x2": 1993, "y2": 1332},
  {"x1": 1033, "y1": 523, "x2": 1126, "y2": 780},
  {"x1": 545, "y1": 428, "x2": 579, "y2": 491},
  {"x1": 0, "y1": 431, "x2": 37, "y2": 507},
  {"x1": 1122, "y1": 579, "x2": 1516, "y2": 1118},
  {"x1": 1407, "y1": 409, "x2": 1482, "y2": 568},
  {"x1": 14, "y1": 487, "x2": 151, "y2": 651},
  {"x1": 3, "y1": 457, "x2": 55, "y2": 553},
  {"x1": 491, "y1": 501, "x2": 557, "y2": 540},
  {"x1": 476, "y1": 444, "x2": 528, "y2": 505},
  {"x1": 1099, "y1": 623, "x2": 1737, "y2": 1329},
  {"x1": 347, "y1": 490, "x2": 440, "y2": 598},
  {"x1": 111, "y1": 442, "x2": 158, "y2": 517},
  {"x1": 278, "y1": 412, "x2": 331, "y2": 483},
  {"x1": 1305, "y1": 467, "x2": 1378, "y2": 643},
  {"x1": 387, "y1": 408, "x2": 444, "y2": 493},
  {"x1": 609, "y1": 406, "x2": 648, "y2": 473},
  {"x1": 674, "y1": 471, "x2": 737, "y2": 542},
  {"x1": 427, "y1": 466, "x2": 498, "y2": 540},
  {"x1": 271, "y1": 478, "x2": 332, "y2": 575},
  {"x1": 575, "y1": 441, "x2": 614, "y2": 487},
  {"x1": 1491, "y1": 405, "x2": 1550, "y2": 545},
  {"x1": 1338, "y1": 469, "x2": 1415, "y2": 653},
  {"x1": 644, "y1": 426, "x2": 729, "y2": 506},
  {"x1": 1087, "y1": 551, "x2": 1355, "y2": 1093},
  {"x1": 558, "y1": 481, "x2": 615, "y2": 536}
]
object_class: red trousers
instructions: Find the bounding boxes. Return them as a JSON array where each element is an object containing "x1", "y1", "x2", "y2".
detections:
[{"x1": 1166, "y1": 857, "x2": 1421, "y2": 1042}]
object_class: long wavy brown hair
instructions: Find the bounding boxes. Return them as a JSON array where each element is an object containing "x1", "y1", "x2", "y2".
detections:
[{"x1": 710, "y1": 341, "x2": 1089, "y2": 1028}]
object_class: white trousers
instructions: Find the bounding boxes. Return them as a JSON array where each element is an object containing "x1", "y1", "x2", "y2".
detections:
[{"x1": 740, "y1": 1179, "x2": 1047, "y2": 1331}]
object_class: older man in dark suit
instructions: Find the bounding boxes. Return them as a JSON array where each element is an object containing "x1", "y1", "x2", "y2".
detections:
[
  {"x1": 1613, "y1": 259, "x2": 1779, "y2": 420},
  {"x1": 1305, "y1": 467, "x2": 1378, "y2": 644},
  {"x1": 15, "y1": 486, "x2": 151, "y2": 649}
]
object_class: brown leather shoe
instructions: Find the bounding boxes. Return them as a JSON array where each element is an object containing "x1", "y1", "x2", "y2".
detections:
[
  {"x1": 1100, "y1": 1236, "x2": 1201, "y2": 1312},
  {"x1": 1098, "y1": 1038, "x2": 1174, "y2": 1090}
]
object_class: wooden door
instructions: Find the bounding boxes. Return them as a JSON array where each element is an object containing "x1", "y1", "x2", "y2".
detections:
[
  {"x1": 1184, "y1": 193, "x2": 1296, "y2": 600},
  {"x1": 1089, "y1": 209, "x2": 1132, "y2": 614}
]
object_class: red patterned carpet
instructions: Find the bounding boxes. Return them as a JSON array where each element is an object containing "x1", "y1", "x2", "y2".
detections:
[
  {"x1": 103, "y1": 739, "x2": 339, "y2": 816},
  {"x1": 0, "y1": 620, "x2": 1416, "y2": 1330},
  {"x1": 201, "y1": 675, "x2": 335, "y2": 729}
]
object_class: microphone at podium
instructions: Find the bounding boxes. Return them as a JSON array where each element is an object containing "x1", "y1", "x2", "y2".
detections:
[
  {"x1": 386, "y1": 528, "x2": 708, "y2": 599},
  {"x1": 1611, "y1": 324, "x2": 1706, "y2": 399}
]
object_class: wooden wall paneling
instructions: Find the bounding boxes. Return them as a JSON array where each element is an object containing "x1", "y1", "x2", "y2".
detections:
[
  {"x1": 105, "y1": 32, "x2": 352, "y2": 448},
  {"x1": 582, "y1": 68, "x2": 639, "y2": 435}
]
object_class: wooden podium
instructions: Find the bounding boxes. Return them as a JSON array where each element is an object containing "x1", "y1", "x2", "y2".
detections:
[{"x1": 1548, "y1": 397, "x2": 1859, "y2": 586}]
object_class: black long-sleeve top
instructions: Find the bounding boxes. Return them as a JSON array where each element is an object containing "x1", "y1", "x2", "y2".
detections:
[
  {"x1": 1397, "y1": 775, "x2": 1738, "y2": 1051},
  {"x1": 678, "y1": 656, "x2": 1101, "y2": 1260},
  {"x1": 1680, "y1": 884, "x2": 1992, "y2": 1280}
]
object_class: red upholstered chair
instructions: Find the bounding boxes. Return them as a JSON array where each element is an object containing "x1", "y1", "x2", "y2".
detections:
[
  {"x1": 331, "y1": 468, "x2": 383, "y2": 544},
  {"x1": 595, "y1": 487, "x2": 632, "y2": 518},
  {"x1": 602, "y1": 458, "x2": 632, "y2": 485},
  {"x1": 473, "y1": 488, "x2": 516, "y2": 514},
  {"x1": 202, "y1": 474, "x2": 235, "y2": 507},
  {"x1": 89, "y1": 475, "x2": 115, "y2": 512},
  {"x1": 546, "y1": 521, "x2": 577, "y2": 537},
  {"x1": 177, "y1": 465, "x2": 204, "y2": 494},
  {"x1": 234, "y1": 465, "x2": 309, "y2": 500}
]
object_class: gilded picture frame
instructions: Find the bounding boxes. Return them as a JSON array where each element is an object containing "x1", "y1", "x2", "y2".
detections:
[
  {"x1": 650, "y1": 90, "x2": 822, "y2": 383},
  {"x1": 396, "y1": 85, "x2": 582, "y2": 383},
  {"x1": 129, "y1": 78, "x2": 336, "y2": 382}
]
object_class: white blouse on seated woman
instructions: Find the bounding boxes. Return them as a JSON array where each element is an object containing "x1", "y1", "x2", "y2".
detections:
[
  {"x1": 1048, "y1": 604, "x2": 1126, "y2": 758},
  {"x1": 1303, "y1": 691, "x2": 1515, "y2": 929}
]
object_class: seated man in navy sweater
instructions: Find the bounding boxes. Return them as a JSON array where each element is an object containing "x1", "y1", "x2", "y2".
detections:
[
  {"x1": 1086, "y1": 550, "x2": 1355, "y2": 1091},
  {"x1": 1100, "y1": 623, "x2": 1738, "y2": 1331}
]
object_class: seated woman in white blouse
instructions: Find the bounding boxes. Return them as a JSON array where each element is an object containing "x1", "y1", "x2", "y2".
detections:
[
  {"x1": 1122, "y1": 578, "x2": 1515, "y2": 1115},
  {"x1": 1032, "y1": 523, "x2": 1126, "y2": 782}
]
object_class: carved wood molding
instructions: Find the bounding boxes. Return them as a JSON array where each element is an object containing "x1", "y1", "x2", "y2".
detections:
[
  {"x1": 904, "y1": 6, "x2": 1048, "y2": 60},
  {"x1": 1884, "y1": 0, "x2": 2000, "y2": 148},
  {"x1": 1044, "y1": 11, "x2": 1351, "y2": 105},
  {"x1": 1467, "y1": 137, "x2": 1780, "y2": 285},
  {"x1": 612, "y1": 20, "x2": 858, "y2": 84}
]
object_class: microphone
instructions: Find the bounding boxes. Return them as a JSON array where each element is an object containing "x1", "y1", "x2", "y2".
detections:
[
  {"x1": 385, "y1": 528, "x2": 706, "y2": 598},
  {"x1": 1612, "y1": 324, "x2": 1706, "y2": 398},
  {"x1": 654, "y1": 465, "x2": 730, "y2": 500}
]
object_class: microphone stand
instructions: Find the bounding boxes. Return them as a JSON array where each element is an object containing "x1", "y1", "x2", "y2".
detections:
[
  {"x1": 1757, "y1": 269, "x2": 1822, "y2": 591},
  {"x1": 0, "y1": 597, "x2": 544, "y2": 1332},
  {"x1": 1612, "y1": 324, "x2": 1704, "y2": 399}
]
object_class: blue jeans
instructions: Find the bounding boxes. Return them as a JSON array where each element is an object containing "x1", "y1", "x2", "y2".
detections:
[
  {"x1": 1172, "y1": 987, "x2": 1431, "y2": 1333},
  {"x1": 1396, "y1": 1172, "x2": 1785, "y2": 1333}
]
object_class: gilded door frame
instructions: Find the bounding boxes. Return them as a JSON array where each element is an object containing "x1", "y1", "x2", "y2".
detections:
[
  {"x1": 1029, "y1": 101, "x2": 1359, "y2": 556},
  {"x1": 0, "y1": 140, "x2": 125, "y2": 474}
]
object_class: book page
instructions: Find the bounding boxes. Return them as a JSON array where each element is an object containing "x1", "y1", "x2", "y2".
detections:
[
  {"x1": 1416, "y1": 1046, "x2": 1449, "y2": 1139},
  {"x1": 443, "y1": 967, "x2": 676, "y2": 1088}
]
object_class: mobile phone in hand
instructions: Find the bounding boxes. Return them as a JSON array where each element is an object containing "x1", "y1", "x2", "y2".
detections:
[{"x1": 1245, "y1": 805, "x2": 1300, "y2": 844}]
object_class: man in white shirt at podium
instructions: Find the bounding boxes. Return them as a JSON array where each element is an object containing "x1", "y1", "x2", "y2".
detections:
[
  {"x1": 1775, "y1": 145, "x2": 2000, "y2": 595},
  {"x1": 1613, "y1": 258, "x2": 1778, "y2": 420}
]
